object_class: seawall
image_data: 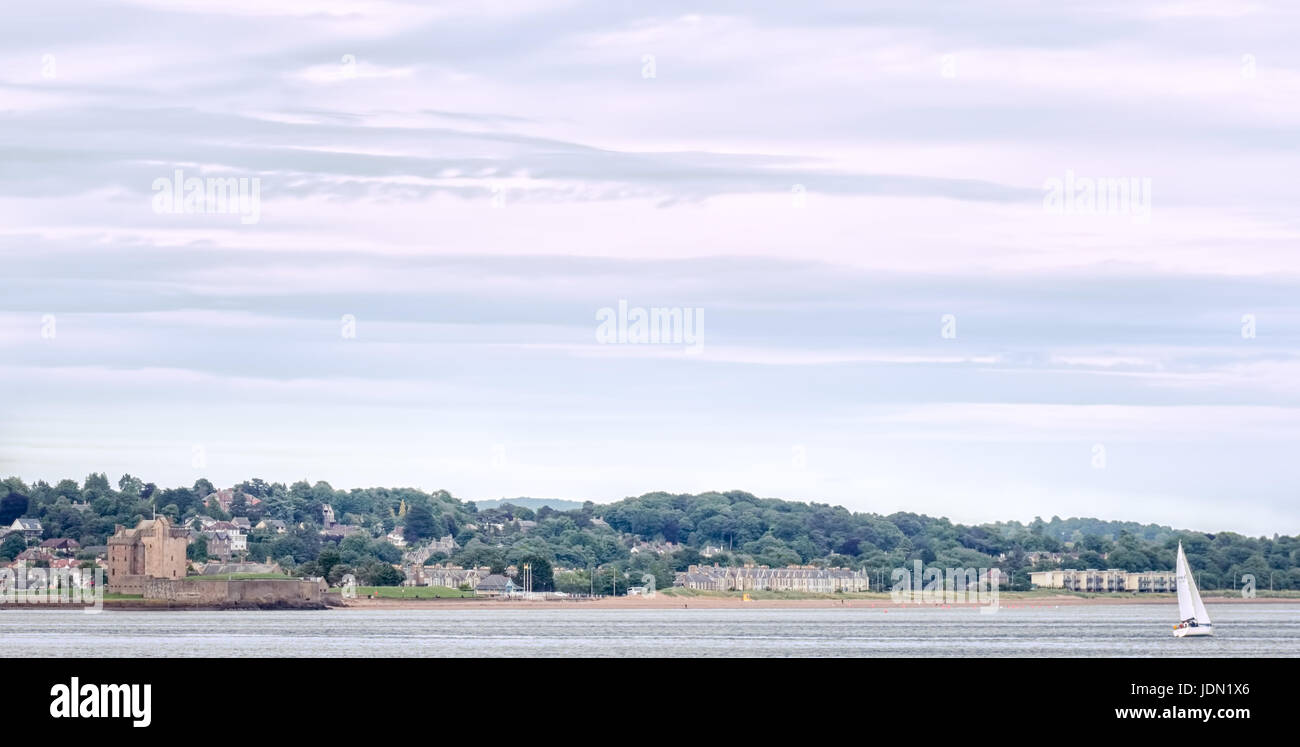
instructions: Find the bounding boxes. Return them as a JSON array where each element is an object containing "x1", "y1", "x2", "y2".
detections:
[{"x1": 142, "y1": 577, "x2": 327, "y2": 609}]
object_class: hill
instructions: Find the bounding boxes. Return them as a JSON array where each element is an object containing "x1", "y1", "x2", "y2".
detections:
[{"x1": 2, "y1": 476, "x2": 1295, "y2": 593}]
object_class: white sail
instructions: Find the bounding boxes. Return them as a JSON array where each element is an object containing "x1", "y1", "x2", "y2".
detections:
[
  {"x1": 1175, "y1": 543, "x2": 1211, "y2": 625},
  {"x1": 1175, "y1": 544, "x2": 1195, "y2": 621},
  {"x1": 1189, "y1": 572, "x2": 1211, "y2": 626}
]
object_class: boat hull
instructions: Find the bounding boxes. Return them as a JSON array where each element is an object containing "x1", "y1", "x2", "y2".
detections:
[{"x1": 1174, "y1": 625, "x2": 1213, "y2": 638}]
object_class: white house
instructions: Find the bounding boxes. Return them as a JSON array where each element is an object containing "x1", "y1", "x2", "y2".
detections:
[{"x1": 9, "y1": 518, "x2": 43, "y2": 538}]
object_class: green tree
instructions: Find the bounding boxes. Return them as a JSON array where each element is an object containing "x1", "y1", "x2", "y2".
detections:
[
  {"x1": 0, "y1": 492, "x2": 29, "y2": 525},
  {"x1": 554, "y1": 569, "x2": 590, "y2": 594},
  {"x1": 0, "y1": 533, "x2": 26, "y2": 560},
  {"x1": 204, "y1": 498, "x2": 231, "y2": 522},
  {"x1": 516, "y1": 556, "x2": 554, "y2": 591},
  {"x1": 118, "y1": 473, "x2": 144, "y2": 497},
  {"x1": 327, "y1": 564, "x2": 353, "y2": 586},
  {"x1": 317, "y1": 546, "x2": 341, "y2": 580},
  {"x1": 404, "y1": 504, "x2": 438, "y2": 544},
  {"x1": 363, "y1": 562, "x2": 404, "y2": 586}
]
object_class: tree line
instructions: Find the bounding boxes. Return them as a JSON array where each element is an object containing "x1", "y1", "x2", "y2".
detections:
[{"x1": 2, "y1": 476, "x2": 1296, "y2": 592}]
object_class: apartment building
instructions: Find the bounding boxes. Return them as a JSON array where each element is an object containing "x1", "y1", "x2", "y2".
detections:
[{"x1": 1029, "y1": 568, "x2": 1176, "y2": 592}]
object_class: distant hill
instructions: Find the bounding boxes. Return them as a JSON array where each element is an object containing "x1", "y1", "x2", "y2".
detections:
[
  {"x1": 474, "y1": 497, "x2": 588, "y2": 512},
  {"x1": 3, "y1": 474, "x2": 1293, "y2": 592}
]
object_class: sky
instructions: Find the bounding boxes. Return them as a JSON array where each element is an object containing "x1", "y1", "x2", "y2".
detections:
[{"x1": 1, "y1": 0, "x2": 1298, "y2": 536}]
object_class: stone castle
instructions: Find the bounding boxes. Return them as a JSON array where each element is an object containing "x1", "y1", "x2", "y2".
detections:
[{"x1": 107, "y1": 516, "x2": 189, "y2": 593}]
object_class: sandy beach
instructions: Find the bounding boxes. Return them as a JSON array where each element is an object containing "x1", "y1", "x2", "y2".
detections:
[{"x1": 333, "y1": 592, "x2": 1298, "y2": 611}]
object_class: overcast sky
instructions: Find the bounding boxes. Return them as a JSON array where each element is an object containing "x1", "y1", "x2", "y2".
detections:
[{"x1": 2, "y1": 1, "x2": 1298, "y2": 535}]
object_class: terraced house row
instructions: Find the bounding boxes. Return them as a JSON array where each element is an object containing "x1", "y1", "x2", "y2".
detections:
[{"x1": 674, "y1": 564, "x2": 871, "y2": 593}]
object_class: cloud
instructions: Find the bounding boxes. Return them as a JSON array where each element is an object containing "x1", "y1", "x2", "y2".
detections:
[{"x1": 1, "y1": 0, "x2": 1298, "y2": 533}]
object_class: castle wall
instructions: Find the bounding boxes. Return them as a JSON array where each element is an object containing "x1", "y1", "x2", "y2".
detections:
[{"x1": 142, "y1": 578, "x2": 325, "y2": 606}]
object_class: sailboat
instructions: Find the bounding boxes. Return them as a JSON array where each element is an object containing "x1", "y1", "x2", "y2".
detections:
[{"x1": 1173, "y1": 542, "x2": 1213, "y2": 637}]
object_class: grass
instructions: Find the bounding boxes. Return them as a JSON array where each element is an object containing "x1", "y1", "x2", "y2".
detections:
[{"x1": 336, "y1": 585, "x2": 475, "y2": 599}]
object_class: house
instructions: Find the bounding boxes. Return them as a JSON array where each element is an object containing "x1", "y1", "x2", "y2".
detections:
[
  {"x1": 256, "y1": 519, "x2": 288, "y2": 534},
  {"x1": 671, "y1": 564, "x2": 871, "y2": 593},
  {"x1": 1018, "y1": 551, "x2": 1077, "y2": 566},
  {"x1": 675, "y1": 571, "x2": 723, "y2": 591},
  {"x1": 48, "y1": 557, "x2": 85, "y2": 572},
  {"x1": 204, "y1": 530, "x2": 247, "y2": 560},
  {"x1": 631, "y1": 541, "x2": 678, "y2": 556},
  {"x1": 107, "y1": 516, "x2": 189, "y2": 593},
  {"x1": 39, "y1": 538, "x2": 81, "y2": 555},
  {"x1": 9, "y1": 518, "x2": 43, "y2": 538},
  {"x1": 209, "y1": 488, "x2": 261, "y2": 514},
  {"x1": 185, "y1": 515, "x2": 218, "y2": 533},
  {"x1": 206, "y1": 533, "x2": 231, "y2": 559},
  {"x1": 403, "y1": 534, "x2": 459, "y2": 566},
  {"x1": 1, "y1": 563, "x2": 94, "y2": 592},
  {"x1": 231, "y1": 517, "x2": 252, "y2": 530},
  {"x1": 418, "y1": 565, "x2": 490, "y2": 590},
  {"x1": 320, "y1": 525, "x2": 364, "y2": 541},
  {"x1": 200, "y1": 520, "x2": 248, "y2": 559},
  {"x1": 385, "y1": 527, "x2": 407, "y2": 548},
  {"x1": 321, "y1": 504, "x2": 337, "y2": 529},
  {"x1": 11, "y1": 547, "x2": 53, "y2": 568},
  {"x1": 80, "y1": 545, "x2": 108, "y2": 560},
  {"x1": 474, "y1": 574, "x2": 516, "y2": 597}
]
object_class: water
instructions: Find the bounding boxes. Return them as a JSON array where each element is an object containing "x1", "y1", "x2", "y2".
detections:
[{"x1": 2, "y1": 604, "x2": 1297, "y2": 657}]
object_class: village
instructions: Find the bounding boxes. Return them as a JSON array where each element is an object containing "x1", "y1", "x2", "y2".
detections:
[{"x1": 0, "y1": 490, "x2": 880, "y2": 605}]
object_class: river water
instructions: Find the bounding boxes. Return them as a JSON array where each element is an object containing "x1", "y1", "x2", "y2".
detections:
[{"x1": 2, "y1": 603, "x2": 1297, "y2": 657}]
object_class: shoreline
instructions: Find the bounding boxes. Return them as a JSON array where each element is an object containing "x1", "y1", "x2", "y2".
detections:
[
  {"x1": 329, "y1": 592, "x2": 1297, "y2": 611},
  {"x1": 0, "y1": 599, "x2": 328, "y2": 612},
  {"x1": 3, "y1": 592, "x2": 1293, "y2": 612}
]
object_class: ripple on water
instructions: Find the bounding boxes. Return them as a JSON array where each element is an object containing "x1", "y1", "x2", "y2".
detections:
[{"x1": 0, "y1": 604, "x2": 1296, "y2": 657}]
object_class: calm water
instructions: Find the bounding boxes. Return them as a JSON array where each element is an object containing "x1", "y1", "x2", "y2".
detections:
[{"x1": 2, "y1": 604, "x2": 1297, "y2": 657}]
